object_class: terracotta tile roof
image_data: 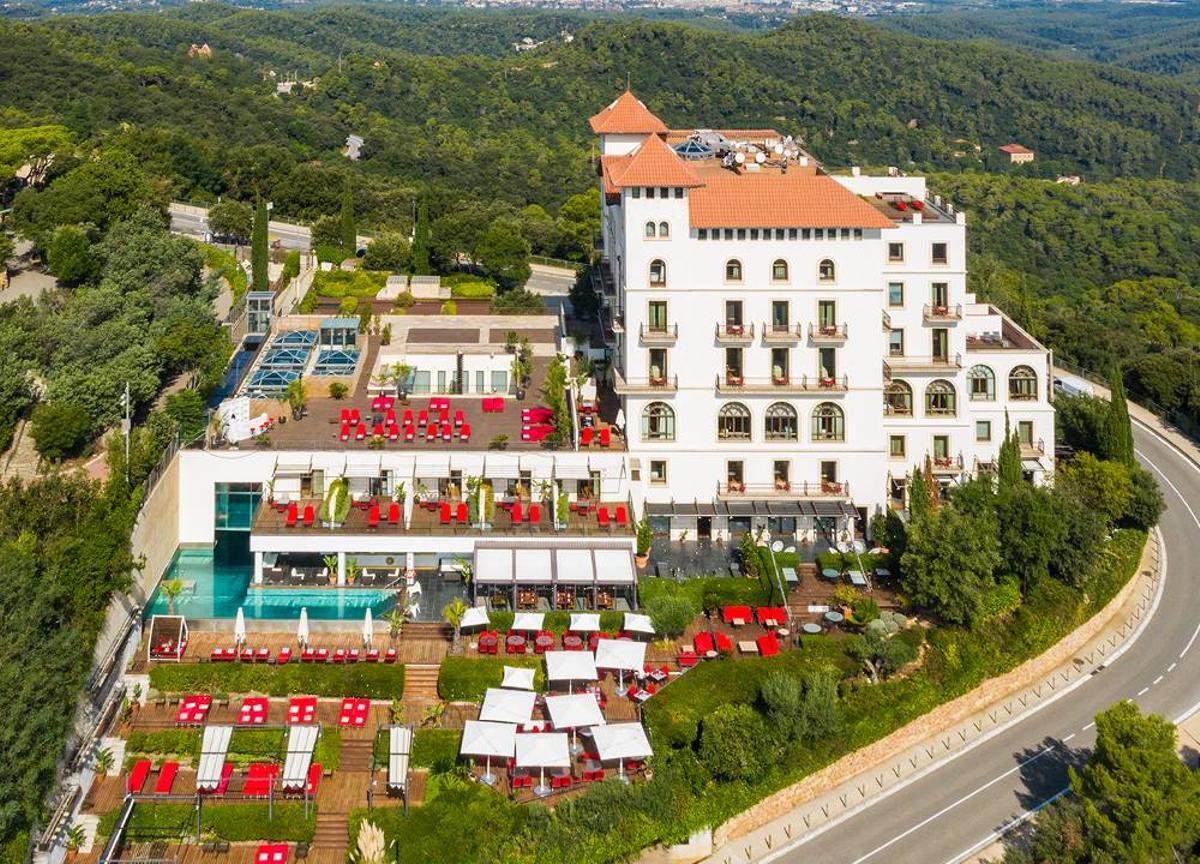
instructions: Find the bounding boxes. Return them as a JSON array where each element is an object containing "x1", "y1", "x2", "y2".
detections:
[
  {"x1": 689, "y1": 173, "x2": 896, "y2": 229},
  {"x1": 589, "y1": 90, "x2": 669, "y2": 135},
  {"x1": 601, "y1": 134, "x2": 703, "y2": 189},
  {"x1": 999, "y1": 143, "x2": 1034, "y2": 154}
]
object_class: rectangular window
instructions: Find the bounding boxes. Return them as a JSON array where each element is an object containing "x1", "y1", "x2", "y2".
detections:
[
  {"x1": 788, "y1": 229, "x2": 798, "y2": 240},
  {"x1": 818, "y1": 299, "x2": 837, "y2": 327},
  {"x1": 750, "y1": 229, "x2": 759, "y2": 240},
  {"x1": 818, "y1": 346, "x2": 836, "y2": 379},
  {"x1": 841, "y1": 229, "x2": 850, "y2": 240},
  {"x1": 698, "y1": 229, "x2": 708, "y2": 240},
  {"x1": 820, "y1": 461, "x2": 837, "y2": 483},
  {"x1": 771, "y1": 300, "x2": 790, "y2": 331},
  {"x1": 889, "y1": 435, "x2": 906, "y2": 458},
  {"x1": 773, "y1": 460, "x2": 790, "y2": 487},
  {"x1": 724, "y1": 229, "x2": 734, "y2": 240},
  {"x1": 854, "y1": 229, "x2": 863, "y2": 240},
  {"x1": 737, "y1": 229, "x2": 746, "y2": 240},
  {"x1": 645, "y1": 187, "x2": 654, "y2": 199},
  {"x1": 659, "y1": 187, "x2": 669, "y2": 199},
  {"x1": 647, "y1": 300, "x2": 668, "y2": 332},
  {"x1": 888, "y1": 282, "x2": 905, "y2": 306},
  {"x1": 725, "y1": 300, "x2": 743, "y2": 327},
  {"x1": 1018, "y1": 421, "x2": 1034, "y2": 445},
  {"x1": 771, "y1": 348, "x2": 789, "y2": 383},
  {"x1": 648, "y1": 348, "x2": 668, "y2": 382},
  {"x1": 725, "y1": 347, "x2": 744, "y2": 380},
  {"x1": 631, "y1": 187, "x2": 641, "y2": 199},
  {"x1": 726, "y1": 461, "x2": 744, "y2": 486},
  {"x1": 933, "y1": 435, "x2": 949, "y2": 459},
  {"x1": 931, "y1": 282, "x2": 949, "y2": 307},
  {"x1": 802, "y1": 229, "x2": 811, "y2": 240},
  {"x1": 932, "y1": 242, "x2": 948, "y2": 265},
  {"x1": 649, "y1": 460, "x2": 667, "y2": 484},
  {"x1": 437, "y1": 370, "x2": 446, "y2": 393},
  {"x1": 673, "y1": 188, "x2": 683, "y2": 199},
  {"x1": 413, "y1": 370, "x2": 431, "y2": 393},
  {"x1": 814, "y1": 229, "x2": 824, "y2": 240},
  {"x1": 775, "y1": 229, "x2": 785, "y2": 240},
  {"x1": 489, "y1": 370, "x2": 507, "y2": 393},
  {"x1": 975, "y1": 421, "x2": 992, "y2": 442},
  {"x1": 889, "y1": 329, "x2": 904, "y2": 356},
  {"x1": 888, "y1": 242, "x2": 904, "y2": 262},
  {"x1": 475, "y1": 370, "x2": 484, "y2": 393},
  {"x1": 932, "y1": 328, "x2": 949, "y2": 361}
]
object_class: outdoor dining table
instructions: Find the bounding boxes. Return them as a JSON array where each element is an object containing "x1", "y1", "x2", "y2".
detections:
[
  {"x1": 821, "y1": 568, "x2": 840, "y2": 581},
  {"x1": 802, "y1": 623, "x2": 823, "y2": 635},
  {"x1": 479, "y1": 632, "x2": 498, "y2": 650},
  {"x1": 875, "y1": 567, "x2": 892, "y2": 579},
  {"x1": 782, "y1": 566, "x2": 799, "y2": 585},
  {"x1": 562, "y1": 634, "x2": 583, "y2": 651},
  {"x1": 824, "y1": 611, "x2": 845, "y2": 624},
  {"x1": 535, "y1": 634, "x2": 554, "y2": 652},
  {"x1": 507, "y1": 634, "x2": 527, "y2": 651}
]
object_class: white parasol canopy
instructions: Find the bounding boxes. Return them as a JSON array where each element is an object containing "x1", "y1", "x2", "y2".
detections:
[
  {"x1": 460, "y1": 719, "x2": 517, "y2": 760},
  {"x1": 544, "y1": 651, "x2": 598, "y2": 684},
  {"x1": 460, "y1": 606, "x2": 490, "y2": 630},
  {"x1": 234, "y1": 608, "x2": 246, "y2": 648},
  {"x1": 501, "y1": 666, "x2": 536, "y2": 691},
  {"x1": 623, "y1": 612, "x2": 655, "y2": 636},
  {"x1": 479, "y1": 687, "x2": 536, "y2": 725},
  {"x1": 544, "y1": 693, "x2": 605, "y2": 731},
  {"x1": 591, "y1": 722, "x2": 653, "y2": 772},
  {"x1": 511, "y1": 612, "x2": 545, "y2": 632},
  {"x1": 568, "y1": 612, "x2": 601, "y2": 632},
  {"x1": 362, "y1": 608, "x2": 374, "y2": 647},
  {"x1": 514, "y1": 732, "x2": 570, "y2": 769},
  {"x1": 594, "y1": 638, "x2": 646, "y2": 672},
  {"x1": 297, "y1": 607, "x2": 310, "y2": 648}
]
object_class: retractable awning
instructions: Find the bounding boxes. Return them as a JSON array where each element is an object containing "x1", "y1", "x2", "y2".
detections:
[
  {"x1": 387, "y1": 726, "x2": 412, "y2": 791},
  {"x1": 555, "y1": 548, "x2": 595, "y2": 584},
  {"x1": 475, "y1": 548, "x2": 514, "y2": 584},
  {"x1": 196, "y1": 725, "x2": 233, "y2": 791},
  {"x1": 594, "y1": 549, "x2": 636, "y2": 585},
  {"x1": 553, "y1": 458, "x2": 592, "y2": 480},
  {"x1": 282, "y1": 724, "x2": 318, "y2": 789},
  {"x1": 344, "y1": 454, "x2": 382, "y2": 478},
  {"x1": 484, "y1": 454, "x2": 521, "y2": 479},
  {"x1": 414, "y1": 454, "x2": 450, "y2": 477},
  {"x1": 452, "y1": 453, "x2": 486, "y2": 476},
  {"x1": 515, "y1": 548, "x2": 553, "y2": 585}
]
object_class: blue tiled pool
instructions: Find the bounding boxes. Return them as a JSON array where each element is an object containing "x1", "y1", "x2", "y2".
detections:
[{"x1": 146, "y1": 546, "x2": 399, "y2": 621}]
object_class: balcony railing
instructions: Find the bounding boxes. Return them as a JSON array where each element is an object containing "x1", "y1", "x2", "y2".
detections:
[
  {"x1": 928, "y1": 453, "x2": 964, "y2": 474},
  {"x1": 882, "y1": 309, "x2": 892, "y2": 331},
  {"x1": 883, "y1": 353, "x2": 963, "y2": 378},
  {"x1": 639, "y1": 322, "x2": 678, "y2": 344},
  {"x1": 715, "y1": 322, "x2": 755, "y2": 343},
  {"x1": 718, "y1": 480, "x2": 851, "y2": 500},
  {"x1": 1020, "y1": 438, "x2": 1046, "y2": 456},
  {"x1": 762, "y1": 322, "x2": 802, "y2": 344},
  {"x1": 808, "y1": 322, "x2": 848, "y2": 343},
  {"x1": 716, "y1": 374, "x2": 849, "y2": 395},
  {"x1": 923, "y1": 303, "x2": 963, "y2": 322},
  {"x1": 612, "y1": 368, "x2": 678, "y2": 394}
]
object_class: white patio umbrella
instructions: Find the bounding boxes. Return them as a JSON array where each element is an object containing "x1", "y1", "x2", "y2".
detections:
[
  {"x1": 568, "y1": 612, "x2": 601, "y2": 633},
  {"x1": 297, "y1": 607, "x2": 310, "y2": 648},
  {"x1": 234, "y1": 607, "x2": 246, "y2": 650},
  {"x1": 460, "y1": 720, "x2": 516, "y2": 785},
  {"x1": 514, "y1": 731, "x2": 570, "y2": 797},
  {"x1": 479, "y1": 687, "x2": 536, "y2": 725},
  {"x1": 594, "y1": 638, "x2": 647, "y2": 689},
  {"x1": 591, "y1": 722, "x2": 652, "y2": 779},
  {"x1": 362, "y1": 608, "x2": 374, "y2": 648},
  {"x1": 501, "y1": 666, "x2": 536, "y2": 691},
  {"x1": 623, "y1": 612, "x2": 655, "y2": 637},
  {"x1": 460, "y1": 606, "x2": 490, "y2": 631},
  {"x1": 544, "y1": 693, "x2": 605, "y2": 755},
  {"x1": 544, "y1": 650, "x2": 598, "y2": 694}
]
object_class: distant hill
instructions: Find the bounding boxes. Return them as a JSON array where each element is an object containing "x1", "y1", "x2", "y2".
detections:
[{"x1": 884, "y1": 1, "x2": 1200, "y2": 85}]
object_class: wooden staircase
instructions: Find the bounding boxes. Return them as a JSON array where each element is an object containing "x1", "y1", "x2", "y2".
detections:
[
  {"x1": 340, "y1": 738, "x2": 374, "y2": 772},
  {"x1": 405, "y1": 663, "x2": 441, "y2": 700}
]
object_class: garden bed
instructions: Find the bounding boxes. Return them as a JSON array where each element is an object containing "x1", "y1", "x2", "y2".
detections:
[
  {"x1": 148, "y1": 662, "x2": 405, "y2": 699},
  {"x1": 98, "y1": 803, "x2": 316, "y2": 843},
  {"x1": 437, "y1": 657, "x2": 543, "y2": 701}
]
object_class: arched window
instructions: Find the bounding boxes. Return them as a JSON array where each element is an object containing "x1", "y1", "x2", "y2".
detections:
[
  {"x1": 764, "y1": 402, "x2": 798, "y2": 441},
  {"x1": 968, "y1": 365, "x2": 995, "y2": 401},
  {"x1": 1009, "y1": 365, "x2": 1038, "y2": 400},
  {"x1": 884, "y1": 380, "x2": 913, "y2": 416},
  {"x1": 717, "y1": 402, "x2": 752, "y2": 440},
  {"x1": 658, "y1": 221, "x2": 670, "y2": 238},
  {"x1": 818, "y1": 259, "x2": 836, "y2": 282},
  {"x1": 772, "y1": 259, "x2": 789, "y2": 281},
  {"x1": 641, "y1": 402, "x2": 675, "y2": 441},
  {"x1": 644, "y1": 221, "x2": 656, "y2": 238},
  {"x1": 812, "y1": 402, "x2": 845, "y2": 441},
  {"x1": 725, "y1": 259, "x2": 743, "y2": 282},
  {"x1": 649, "y1": 259, "x2": 666, "y2": 286},
  {"x1": 925, "y1": 379, "x2": 957, "y2": 416}
]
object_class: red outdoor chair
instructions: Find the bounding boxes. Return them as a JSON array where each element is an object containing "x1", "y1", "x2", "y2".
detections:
[
  {"x1": 460, "y1": 423, "x2": 471, "y2": 442},
  {"x1": 441, "y1": 423, "x2": 453, "y2": 441},
  {"x1": 511, "y1": 502, "x2": 523, "y2": 523},
  {"x1": 580, "y1": 427, "x2": 593, "y2": 446},
  {"x1": 355, "y1": 423, "x2": 367, "y2": 441},
  {"x1": 597, "y1": 507, "x2": 610, "y2": 528},
  {"x1": 339, "y1": 424, "x2": 351, "y2": 442},
  {"x1": 439, "y1": 502, "x2": 452, "y2": 525},
  {"x1": 454, "y1": 409, "x2": 464, "y2": 427},
  {"x1": 302, "y1": 505, "x2": 315, "y2": 527},
  {"x1": 387, "y1": 502, "x2": 400, "y2": 523},
  {"x1": 426, "y1": 424, "x2": 438, "y2": 441},
  {"x1": 349, "y1": 409, "x2": 361, "y2": 424},
  {"x1": 529, "y1": 503, "x2": 541, "y2": 524},
  {"x1": 285, "y1": 502, "x2": 298, "y2": 527},
  {"x1": 599, "y1": 427, "x2": 612, "y2": 447},
  {"x1": 418, "y1": 410, "x2": 429, "y2": 426},
  {"x1": 404, "y1": 425, "x2": 416, "y2": 443},
  {"x1": 372, "y1": 423, "x2": 384, "y2": 438},
  {"x1": 402, "y1": 409, "x2": 414, "y2": 426},
  {"x1": 387, "y1": 424, "x2": 400, "y2": 441},
  {"x1": 339, "y1": 409, "x2": 351, "y2": 425},
  {"x1": 385, "y1": 408, "x2": 396, "y2": 425},
  {"x1": 367, "y1": 505, "x2": 380, "y2": 528},
  {"x1": 615, "y1": 506, "x2": 628, "y2": 527},
  {"x1": 456, "y1": 502, "x2": 468, "y2": 523}
]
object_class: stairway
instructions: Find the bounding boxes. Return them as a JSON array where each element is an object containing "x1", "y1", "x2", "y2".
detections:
[
  {"x1": 403, "y1": 621, "x2": 449, "y2": 639},
  {"x1": 340, "y1": 738, "x2": 374, "y2": 772},
  {"x1": 405, "y1": 664, "x2": 441, "y2": 700},
  {"x1": 314, "y1": 813, "x2": 349, "y2": 853}
]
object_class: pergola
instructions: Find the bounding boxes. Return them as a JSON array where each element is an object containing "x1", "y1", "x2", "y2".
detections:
[{"x1": 473, "y1": 544, "x2": 639, "y2": 610}]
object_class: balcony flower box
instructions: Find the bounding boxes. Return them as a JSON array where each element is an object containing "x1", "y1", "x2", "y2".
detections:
[
  {"x1": 934, "y1": 457, "x2": 954, "y2": 468},
  {"x1": 772, "y1": 376, "x2": 789, "y2": 386},
  {"x1": 932, "y1": 305, "x2": 949, "y2": 317},
  {"x1": 819, "y1": 325, "x2": 839, "y2": 336},
  {"x1": 649, "y1": 377, "x2": 667, "y2": 387},
  {"x1": 725, "y1": 323, "x2": 744, "y2": 336},
  {"x1": 774, "y1": 480, "x2": 791, "y2": 492},
  {"x1": 726, "y1": 482, "x2": 745, "y2": 494},
  {"x1": 821, "y1": 480, "x2": 843, "y2": 495},
  {"x1": 726, "y1": 374, "x2": 744, "y2": 386},
  {"x1": 819, "y1": 377, "x2": 837, "y2": 389}
]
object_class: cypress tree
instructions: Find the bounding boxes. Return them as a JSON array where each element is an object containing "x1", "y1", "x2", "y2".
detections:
[
  {"x1": 997, "y1": 410, "x2": 1023, "y2": 489},
  {"x1": 339, "y1": 175, "x2": 356, "y2": 253},
  {"x1": 1105, "y1": 367, "x2": 1135, "y2": 466},
  {"x1": 909, "y1": 468, "x2": 931, "y2": 521},
  {"x1": 251, "y1": 196, "x2": 268, "y2": 292},
  {"x1": 411, "y1": 198, "x2": 431, "y2": 275}
]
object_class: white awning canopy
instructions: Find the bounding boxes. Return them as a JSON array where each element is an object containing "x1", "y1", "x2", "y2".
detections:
[
  {"x1": 555, "y1": 548, "x2": 595, "y2": 584},
  {"x1": 344, "y1": 454, "x2": 382, "y2": 478},
  {"x1": 479, "y1": 687, "x2": 536, "y2": 725},
  {"x1": 594, "y1": 638, "x2": 646, "y2": 672},
  {"x1": 511, "y1": 611, "x2": 545, "y2": 631},
  {"x1": 519, "y1": 453, "x2": 555, "y2": 476},
  {"x1": 623, "y1": 612, "x2": 655, "y2": 635},
  {"x1": 414, "y1": 454, "x2": 450, "y2": 477},
  {"x1": 569, "y1": 613, "x2": 601, "y2": 632},
  {"x1": 501, "y1": 665, "x2": 536, "y2": 691},
  {"x1": 594, "y1": 549, "x2": 636, "y2": 585},
  {"x1": 591, "y1": 723, "x2": 653, "y2": 761},
  {"x1": 282, "y1": 724, "x2": 318, "y2": 789},
  {"x1": 460, "y1": 606, "x2": 490, "y2": 630},
  {"x1": 544, "y1": 650, "x2": 598, "y2": 683},
  {"x1": 515, "y1": 548, "x2": 553, "y2": 585},
  {"x1": 460, "y1": 720, "x2": 516, "y2": 759},
  {"x1": 475, "y1": 548, "x2": 514, "y2": 584},
  {"x1": 514, "y1": 732, "x2": 570, "y2": 769},
  {"x1": 544, "y1": 693, "x2": 606, "y2": 731},
  {"x1": 196, "y1": 725, "x2": 233, "y2": 791},
  {"x1": 451, "y1": 453, "x2": 486, "y2": 476},
  {"x1": 387, "y1": 726, "x2": 412, "y2": 790},
  {"x1": 553, "y1": 459, "x2": 592, "y2": 480},
  {"x1": 484, "y1": 453, "x2": 521, "y2": 479},
  {"x1": 273, "y1": 455, "x2": 312, "y2": 476}
]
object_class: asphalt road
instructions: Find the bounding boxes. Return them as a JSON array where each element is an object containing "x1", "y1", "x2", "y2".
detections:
[
  {"x1": 168, "y1": 203, "x2": 312, "y2": 250},
  {"x1": 772, "y1": 421, "x2": 1200, "y2": 864}
]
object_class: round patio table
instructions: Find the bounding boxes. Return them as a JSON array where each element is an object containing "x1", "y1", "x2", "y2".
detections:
[
  {"x1": 801, "y1": 623, "x2": 822, "y2": 635},
  {"x1": 535, "y1": 635, "x2": 554, "y2": 652},
  {"x1": 563, "y1": 634, "x2": 583, "y2": 650},
  {"x1": 821, "y1": 568, "x2": 839, "y2": 581},
  {"x1": 479, "y1": 634, "x2": 497, "y2": 650},
  {"x1": 824, "y1": 611, "x2": 845, "y2": 624},
  {"x1": 506, "y1": 634, "x2": 526, "y2": 651}
]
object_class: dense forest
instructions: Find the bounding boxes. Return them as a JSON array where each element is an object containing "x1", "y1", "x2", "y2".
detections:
[{"x1": 888, "y1": 1, "x2": 1200, "y2": 85}]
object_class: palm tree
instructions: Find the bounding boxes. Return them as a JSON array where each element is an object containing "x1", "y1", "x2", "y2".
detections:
[
  {"x1": 160, "y1": 579, "x2": 184, "y2": 615},
  {"x1": 282, "y1": 378, "x2": 308, "y2": 420},
  {"x1": 443, "y1": 598, "x2": 468, "y2": 654},
  {"x1": 64, "y1": 824, "x2": 87, "y2": 857},
  {"x1": 93, "y1": 747, "x2": 115, "y2": 776}
]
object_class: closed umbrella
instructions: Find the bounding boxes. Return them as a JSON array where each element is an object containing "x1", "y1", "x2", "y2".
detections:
[
  {"x1": 297, "y1": 607, "x2": 310, "y2": 648},
  {"x1": 362, "y1": 608, "x2": 374, "y2": 648},
  {"x1": 234, "y1": 607, "x2": 246, "y2": 650}
]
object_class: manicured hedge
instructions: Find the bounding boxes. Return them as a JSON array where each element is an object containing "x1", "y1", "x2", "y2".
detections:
[
  {"x1": 98, "y1": 803, "x2": 315, "y2": 842},
  {"x1": 437, "y1": 657, "x2": 543, "y2": 701},
  {"x1": 412, "y1": 729, "x2": 460, "y2": 768},
  {"x1": 639, "y1": 575, "x2": 768, "y2": 612},
  {"x1": 149, "y1": 662, "x2": 405, "y2": 699},
  {"x1": 125, "y1": 729, "x2": 200, "y2": 761}
]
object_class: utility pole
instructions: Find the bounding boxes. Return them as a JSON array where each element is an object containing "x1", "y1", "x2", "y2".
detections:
[{"x1": 122, "y1": 382, "x2": 131, "y2": 485}]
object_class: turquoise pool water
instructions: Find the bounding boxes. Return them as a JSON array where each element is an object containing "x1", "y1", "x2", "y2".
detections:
[{"x1": 145, "y1": 542, "x2": 398, "y2": 621}]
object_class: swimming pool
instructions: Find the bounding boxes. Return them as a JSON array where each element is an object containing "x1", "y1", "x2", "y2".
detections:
[{"x1": 145, "y1": 545, "x2": 399, "y2": 621}]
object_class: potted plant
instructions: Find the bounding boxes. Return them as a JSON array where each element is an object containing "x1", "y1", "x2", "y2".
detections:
[
  {"x1": 322, "y1": 554, "x2": 339, "y2": 581},
  {"x1": 443, "y1": 597, "x2": 468, "y2": 655},
  {"x1": 504, "y1": 330, "x2": 518, "y2": 354},
  {"x1": 635, "y1": 517, "x2": 652, "y2": 569},
  {"x1": 283, "y1": 378, "x2": 308, "y2": 421},
  {"x1": 65, "y1": 825, "x2": 86, "y2": 862},
  {"x1": 394, "y1": 362, "x2": 414, "y2": 402}
]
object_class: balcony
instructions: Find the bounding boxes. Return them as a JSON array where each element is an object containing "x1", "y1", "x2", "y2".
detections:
[
  {"x1": 717, "y1": 480, "x2": 851, "y2": 500},
  {"x1": 715, "y1": 322, "x2": 755, "y2": 344},
  {"x1": 928, "y1": 453, "x2": 964, "y2": 475},
  {"x1": 882, "y1": 310, "x2": 892, "y2": 331},
  {"x1": 761, "y1": 322, "x2": 802, "y2": 344},
  {"x1": 923, "y1": 303, "x2": 963, "y2": 323},
  {"x1": 716, "y1": 374, "x2": 849, "y2": 395},
  {"x1": 612, "y1": 368, "x2": 677, "y2": 395},
  {"x1": 639, "y1": 322, "x2": 677, "y2": 345},
  {"x1": 882, "y1": 353, "x2": 962, "y2": 379},
  {"x1": 1020, "y1": 438, "x2": 1046, "y2": 456},
  {"x1": 808, "y1": 322, "x2": 848, "y2": 343}
]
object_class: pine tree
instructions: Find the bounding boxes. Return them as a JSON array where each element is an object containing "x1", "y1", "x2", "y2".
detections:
[
  {"x1": 997, "y1": 410, "x2": 1023, "y2": 489},
  {"x1": 1104, "y1": 367, "x2": 1135, "y2": 467},
  {"x1": 411, "y1": 198, "x2": 431, "y2": 275},
  {"x1": 339, "y1": 175, "x2": 356, "y2": 253},
  {"x1": 909, "y1": 467, "x2": 931, "y2": 521},
  {"x1": 251, "y1": 196, "x2": 268, "y2": 292}
]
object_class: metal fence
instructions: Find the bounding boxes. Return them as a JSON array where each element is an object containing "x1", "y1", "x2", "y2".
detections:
[{"x1": 1055, "y1": 359, "x2": 1200, "y2": 444}]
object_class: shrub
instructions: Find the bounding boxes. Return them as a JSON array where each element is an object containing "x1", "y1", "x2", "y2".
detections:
[
  {"x1": 328, "y1": 382, "x2": 348, "y2": 400},
  {"x1": 759, "y1": 671, "x2": 804, "y2": 741},
  {"x1": 413, "y1": 729, "x2": 460, "y2": 767},
  {"x1": 643, "y1": 595, "x2": 694, "y2": 638},
  {"x1": 148, "y1": 662, "x2": 405, "y2": 699},
  {"x1": 30, "y1": 401, "x2": 92, "y2": 460},
  {"x1": 1123, "y1": 465, "x2": 1165, "y2": 530},
  {"x1": 315, "y1": 727, "x2": 341, "y2": 771},
  {"x1": 315, "y1": 244, "x2": 344, "y2": 265},
  {"x1": 281, "y1": 250, "x2": 301, "y2": 282},
  {"x1": 439, "y1": 300, "x2": 457, "y2": 315},
  {"x1": 339, "y1": 295, "x2": 359, "y2": 315},
  {"x1": 437, "y1": 657, "x2": 543, "y2": 701},
  {"x1": 125, "y1": 729, "x2": 200, "y2": 760},
  {"x1": 98, "y1": 803, "x2": 314, "y2": 843},
  {"x1": 394, "y1": 290, "x2": 415, "y2": 309},
  {"x1": 489, "y1": 289, "x2": 544, "y2": 315},
  {"x1": 699, "y1": 704, "x2": 771, "y2": 781},
  {"x1": 446, "y1": 277, "x2": 496, "y2": 299},
  {"x1": 638, "y1": 576, "x2": 767, "y2": 612}
]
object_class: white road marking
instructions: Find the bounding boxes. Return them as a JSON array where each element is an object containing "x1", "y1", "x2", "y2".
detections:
[
  {"x1": 941, "y1": 788, "x2": 1069, "y2": 864},
  {"x1": 1137, "y1": 687, "x2": 1149, "y2": 697},
  {"x1": 1169, "y1": 663, "x2": 1178, "y2": 672},
  {"x1": 1083, "y1": 721, "x2": 1095, "y2": 730},
  {"x1": 1063, "y1": 733, "x2": 1076, "y2": 742},
  {"x1": 1154, "y1": 675, "x2": 1164, "y2": 685},
  {"x1": 1180, "y1": 623, "x2": 1200, "y2": 659}
]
